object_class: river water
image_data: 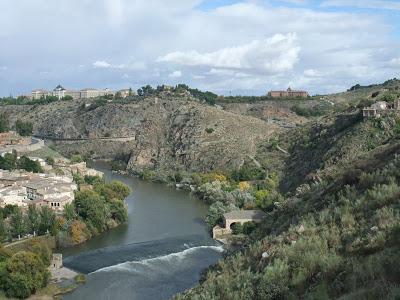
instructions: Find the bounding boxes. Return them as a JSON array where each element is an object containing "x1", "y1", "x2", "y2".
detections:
[{"x1": 62, "y1": 162, "x2": 223, "y2": 300}]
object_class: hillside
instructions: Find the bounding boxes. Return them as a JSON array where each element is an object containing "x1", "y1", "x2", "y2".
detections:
[
  {"x1": 0, "y1": 95, "x2": 279, "y2": 173},
  {"x1": 175, "y1": 111, "x2": 400, "y2": 299}
]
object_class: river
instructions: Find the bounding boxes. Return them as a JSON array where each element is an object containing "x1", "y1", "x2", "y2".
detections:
[{"x1": 62, "y1": 162, "x2": 223, "y2": 300}]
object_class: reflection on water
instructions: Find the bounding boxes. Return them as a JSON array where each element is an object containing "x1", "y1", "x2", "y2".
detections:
[{"x1": 63, "y1": 162, "x2": 222, "y2": 300}]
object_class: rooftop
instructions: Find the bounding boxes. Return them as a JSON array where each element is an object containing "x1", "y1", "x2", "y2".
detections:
[{"x1": 223, "y1": 210, "x2": 267, "y2": 221}]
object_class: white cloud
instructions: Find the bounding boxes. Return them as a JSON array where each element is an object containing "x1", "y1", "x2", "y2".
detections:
[
  {"x1": 93, "y1": 61, "x2": 112, "y2": 68},
  {"x1": 388, "y1": 58, "x2": 400, "y2": 67},
  {"x1": 93, "y1": 60, "x2": 146, "y2": 70},
  {"x1": 0, "y1": 0, "x2": 398, "y2": 96},
  {"x1": 321, "y1": 0, "x2": 400, "y2": 10},
  {"x1": 303, "y1": 69, "x2": 324, "y2": 77},
  {"x1": 192, "y1": 74, "x2": 205, "y2": 79},
  {"x1": 169, "y1": 70, "x2": 182, "y2": 78},
  {"x1": 158, "y1": 33, "x2": 300, "y2": 74}
]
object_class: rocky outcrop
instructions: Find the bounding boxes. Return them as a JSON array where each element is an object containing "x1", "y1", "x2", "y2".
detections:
[{"x1": 0, "y1": 96, "x2": 279, "y2": 173}]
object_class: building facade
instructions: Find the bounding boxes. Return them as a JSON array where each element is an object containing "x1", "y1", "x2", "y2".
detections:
[
  {"x1": 30, "y1": 85, "x2": 115, "y2": 100},
  {"x1": 268, "y1": 87, "x2": 309, "y2": 98}
]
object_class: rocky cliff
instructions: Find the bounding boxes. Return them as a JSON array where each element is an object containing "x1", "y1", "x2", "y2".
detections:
[{"x1": 1, "y1": 96, "x2": 279, "y2": 173}]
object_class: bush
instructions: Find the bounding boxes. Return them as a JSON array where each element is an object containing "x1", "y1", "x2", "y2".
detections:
[
  {"x1": 61, "y1": 95, "x2": 73, "y2": 101},
  {"x1": 70, "y1": 154, "x2": 83, "y2": 163},
  {"x1": 15, "y1": 120, "x2": 33, "y2": 136}
]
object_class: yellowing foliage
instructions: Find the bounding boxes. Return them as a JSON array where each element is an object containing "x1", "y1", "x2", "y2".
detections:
[
  {"x1": 70, "y1": 220, "x2": 87, "y2": 244},
  {"x1": 239, "y1": 181, "x2": 251, "y2": 191},
  {"x1": 199, "y1": 172, "x2": 228, "y2": 183}
]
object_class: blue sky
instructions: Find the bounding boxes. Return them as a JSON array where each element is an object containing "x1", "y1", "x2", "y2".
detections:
[{"x1": 0, "y1": 0, "x2": 399, "y2": 96}]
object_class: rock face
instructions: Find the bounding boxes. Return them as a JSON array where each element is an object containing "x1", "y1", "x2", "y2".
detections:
[{"x1": 1, "y1": 96, "x2": 278, "y2": 173}]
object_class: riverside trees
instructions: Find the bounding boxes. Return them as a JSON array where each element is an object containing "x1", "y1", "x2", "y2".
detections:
[{"x1": 57, "y1": 175, "x2": 130, "y2": 247}]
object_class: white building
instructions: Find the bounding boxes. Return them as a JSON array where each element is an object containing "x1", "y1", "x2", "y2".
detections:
[{"x1": 30, "y1": 85, "x2": 115, "y2": 100}]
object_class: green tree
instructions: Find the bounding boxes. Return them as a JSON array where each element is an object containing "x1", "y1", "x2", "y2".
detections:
[
  {"x1": 61, "y1": 95, "x2": 73, "y2": 101},
  {"x1": 17, "y1": 156, "x2": 43, "y2": 173},
  {"x1": 95, "y1": 180, "x2": 130, "y2": 201},
  {"x1": 1, "y1": 251, "x2": 49, "y2": 298},
  {"x1": 0, "y1": 152, "x2": 17, "y2": 170},
  {"x1": 9, "y1": 208, "x2": 26, "y2": 239},
  {"x1": 64, "y1": 203, "x2": 76, "y2": 221},
  {"x1": 2, "y1": 205, "x2": 19, "y2": 218},
  {"x1": 74, "y1": 190, "x2": 110, "y2": 233},
  {"x1": 39, "y1": 207, "x2": 55, "y2": 235},
  {"x1": 15, "y1": 120, "x2": 33, "y2": 136},
  {"x1": 26, "y1": 205, "x2": 40, "y2": 235},
  {"x1": 0, "y1": 212, "x2": 9, "y2": 242},
  {"x1": 205, "y1": 201, "x2": 232, "y2": 228},
  {"x1": 109, "y1": 200, "x2": 128, "y2": 223},
  {"x1": 45, "y1": 156, "x2": 55, "y2": 166}
]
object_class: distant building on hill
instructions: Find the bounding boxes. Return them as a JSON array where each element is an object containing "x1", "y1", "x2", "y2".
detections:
[
  {"x1": 30, "y1": 85, "x2": 114, "y2": 100},
  {"x1": 268, "y1": 87, "x2": 309, "y2": 98},
  {"x1": 53, "y1": 84, "x2": 66, "y2": 100}
]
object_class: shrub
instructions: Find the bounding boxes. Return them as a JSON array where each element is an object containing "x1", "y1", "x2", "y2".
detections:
[
  {"x1": 15, "y1": 120, "x2": 33, "y2": 136},
  {"x1": 70, "y1": 154, "x2": 83, "y2": 163}
]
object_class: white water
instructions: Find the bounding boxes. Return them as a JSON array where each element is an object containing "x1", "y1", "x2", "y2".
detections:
[{"x1": 92, "y1": 245, "x2": 224, "y2": 275}]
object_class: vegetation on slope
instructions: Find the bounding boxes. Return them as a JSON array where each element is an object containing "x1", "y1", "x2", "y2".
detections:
[{"x1": 175, "y1": 108, "x2": 400, "y2": 299}]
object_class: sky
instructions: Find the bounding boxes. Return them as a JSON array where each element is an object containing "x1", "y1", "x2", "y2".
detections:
[{"x1": 0, "y1": 0, "x2": 399, "y2": 96}]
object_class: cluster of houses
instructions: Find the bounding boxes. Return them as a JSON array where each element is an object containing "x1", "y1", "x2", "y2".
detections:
[
  {"x1": 0, "y1": 170, "x2": 77, "y2": 211},
  {"x1": 0, "y1": 159, "x2": 102, "y2": 212},
  {"x1": 363, "y1": 99, "x2": 400, "y2": 118},
  {"x1": 30, "y1": 85, "x2": 134, "y2": 100}
]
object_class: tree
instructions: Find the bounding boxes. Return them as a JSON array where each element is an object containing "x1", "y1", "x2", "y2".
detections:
[
  {"x1": 9, "y1": 208, "x2": 26, "y2": 239},
  {"x1": 45, "y1": 156, "x2": 55, "y2": 166},
  {"x1": 17, "y1": 156, "x2": 43, "y2": 173},
  {"x1": 61, "y1": 95, "x2": 73, "y2": 101},
  {"x1": 1, "y1": 251, "x2": 49, "y2": 298},
  {"x1": 0, "y1": 114, "x2": 9, "y2": 133},
  {"x1": 0, "y1": 212, "x2": 9, "y2": 242},
  {"x1": 15, "y1": 120, "x2": 33, "y2": 136},
  {"x1": 39, "y1": 207, "x2": 55, "y2": 235},
  {"x1": 2, "y1": 205, "x2": 19, "y2": 218},
  {"x1": 74, "y1": 190, "x2": 110, "y2": 233},
  {"x1": 26, "y1": 205, "x2": 40, "y2": 235},
  {"x1": 0, "y1": 152, "x2": 17, "y2": 170},
  {"x1": 64, "y1": 203, "x2": 76, "y2": 221},
  {"x1": 205, "y1": 201, "x2": 233, "y2": 228},
  {"x1": 109, "y1": 200, "x2": 128, "y2": 223},
  {"x1": 95, "y1": 181, "x2": 130, "y2": 201},
  {"x1": 69, "y1": 220, "x2": 88, "y2": 244},
  {"x1": 30, "y1": 240, "x2": 51, "y2": 266}
]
